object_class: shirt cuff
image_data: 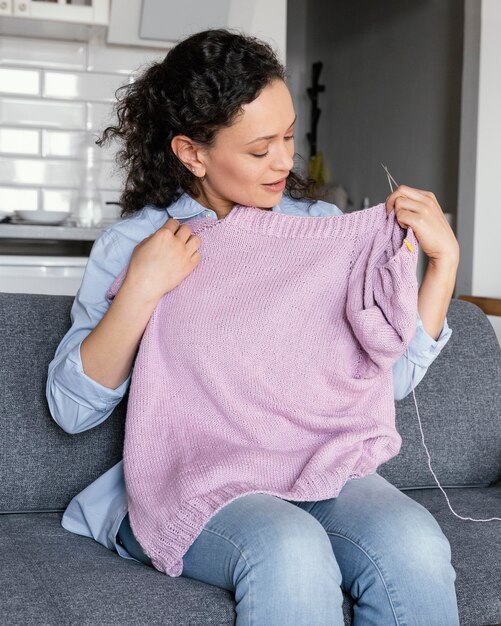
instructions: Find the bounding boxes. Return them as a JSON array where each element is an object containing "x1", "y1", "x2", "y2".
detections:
[
  {"x1": 405, "y1": 311, "x2": 452, "y2": 368},
  {"x1": 62, "y1": 340, "x2": 131, "y2": 410}
]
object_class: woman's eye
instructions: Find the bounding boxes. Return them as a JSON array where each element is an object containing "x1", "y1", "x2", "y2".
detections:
[{"x1": 251, "y1": 136, "x2": 294, "y2": 158}]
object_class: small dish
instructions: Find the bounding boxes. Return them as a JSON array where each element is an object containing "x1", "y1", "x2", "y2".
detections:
[{"x1": 14, "y1": 210, "x2": 70, "y2": 225}]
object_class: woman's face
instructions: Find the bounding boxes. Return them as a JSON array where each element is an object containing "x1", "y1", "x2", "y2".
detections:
[{"x1": 189, "y1": 79, "x2": 296, "y2": 215}]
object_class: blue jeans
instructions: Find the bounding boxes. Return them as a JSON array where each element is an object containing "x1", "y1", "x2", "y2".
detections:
[{"x1": 117, "y1": 472, "x2": 459, "y2": 626}]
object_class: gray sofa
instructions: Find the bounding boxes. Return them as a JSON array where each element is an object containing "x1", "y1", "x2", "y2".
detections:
[{"x1": 1, "y1": 292, "x2": 500, "y2": 626}]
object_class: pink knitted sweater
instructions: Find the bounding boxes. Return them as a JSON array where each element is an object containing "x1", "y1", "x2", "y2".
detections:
[{"x1": 106, "y1": 202, "x2": 419, "y2": 577}]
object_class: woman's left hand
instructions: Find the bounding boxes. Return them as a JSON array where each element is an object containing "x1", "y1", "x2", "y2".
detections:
[{"x1": 385, "y1": 185, "x2": 459, "y2": 265}]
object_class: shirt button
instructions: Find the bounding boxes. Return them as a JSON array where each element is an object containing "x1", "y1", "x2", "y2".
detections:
[{"x1": 309, "y1": 206, "x2": 322, "y2": 216}]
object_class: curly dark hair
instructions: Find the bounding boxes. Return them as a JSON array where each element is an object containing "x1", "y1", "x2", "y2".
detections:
[{"x1": 96, "y1": 28, "x2": 324, "y2": 217}]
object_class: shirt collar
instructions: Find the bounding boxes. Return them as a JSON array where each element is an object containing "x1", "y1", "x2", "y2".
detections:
[
  {"x1": 165, "y1": 188, "x2": 283, "y2": 219},
  {"x1": 162, "y1": 190, "x2": 209, "y2": 219}
]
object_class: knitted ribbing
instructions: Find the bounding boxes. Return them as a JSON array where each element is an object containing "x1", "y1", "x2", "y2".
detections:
[{"x1": 106, "y1": 202, "x2": 419, "y2": 577}]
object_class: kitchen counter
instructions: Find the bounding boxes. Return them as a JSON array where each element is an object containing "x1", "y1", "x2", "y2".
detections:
[{"x1": 0, "y1": 223, "x2": 107, "y2": 241}]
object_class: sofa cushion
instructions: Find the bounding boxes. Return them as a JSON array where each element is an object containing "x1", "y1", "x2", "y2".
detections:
[
  {"x1": 0, "y1": 293, "x2": 127, "y2": 513},
  {"x1": 405, "y1": 485, "x2": 501, "y2": 626},
  {"x1": 0, "y1": 512, "x2": 236, "y2": 626},
  {"x1": 378, "y1": 299, "x2": 501, "y2": 489}
]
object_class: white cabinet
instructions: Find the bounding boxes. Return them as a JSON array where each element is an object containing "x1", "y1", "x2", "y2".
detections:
[
  {"x1": 107, "y1": 0, "x2": 286, "y2": 64},
  {"x1": 0, "y1": 0, "x2": 109, "y2": 25},
  {"x1": 0, "y1": 255, "x2": 87, "y2": 296},
  {"x1": 138, "y1": 0, "x2": 231, "y2": 43},
  {"x1": 0, "y1": 0, "x2": 12, "y2": 15}
]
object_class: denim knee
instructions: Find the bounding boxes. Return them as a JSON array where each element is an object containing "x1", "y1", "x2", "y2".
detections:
[
  {"x1": 250, "y1": 512, "x2": 343, "y2": 589},
  {"x1": 390, "y1": 504, "x2": 457, "y2": 588},
  {"x1": 409, "y1": 521, "x2": 455, "y2": 582},
  {"x1": 220, "y1": 510, "x2": 345, "y2": 626}
]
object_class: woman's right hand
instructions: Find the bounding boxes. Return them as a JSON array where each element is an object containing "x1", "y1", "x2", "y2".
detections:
[{"x1": 123, "y1": 218, "x2": 202, "y2": 305}]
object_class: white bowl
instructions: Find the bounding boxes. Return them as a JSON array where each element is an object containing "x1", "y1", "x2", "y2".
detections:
[{"x1": 14, "y1": 210, "x2": 69, "y2": 225}]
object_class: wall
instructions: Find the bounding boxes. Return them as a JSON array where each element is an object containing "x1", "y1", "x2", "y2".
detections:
[
  {"x1": 302, "y1": 0, "x2": 463, "y2": 212},
  {"x1": 285, "y1": 0, "x2": 309, "y2": 175},
  {"x1": 287, "y1": 0, "x2": 464, "y2": 287},
  {"x1": 457, "y1": 0, "x2": 501, "y2": 343},
  {"x1": 0, "y1": 27, "x2": 169, "y2": 221}
]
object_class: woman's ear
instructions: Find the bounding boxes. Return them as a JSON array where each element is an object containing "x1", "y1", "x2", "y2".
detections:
[{"x1": 171, "y1": 135, "x2": 206, "y2": 175}]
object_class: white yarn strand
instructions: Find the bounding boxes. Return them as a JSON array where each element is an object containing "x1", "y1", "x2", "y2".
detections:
[{"x1": 405, "y1": 347, "x2": 501, "y2": 522}]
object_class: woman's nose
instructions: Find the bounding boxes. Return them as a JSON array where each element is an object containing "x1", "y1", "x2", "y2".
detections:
[{"x1": 272, "y1": 143, "x2": 294, "y2": 172}]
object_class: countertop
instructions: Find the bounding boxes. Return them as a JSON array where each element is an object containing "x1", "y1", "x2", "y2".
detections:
[{"x1": 0, "y1": 222, "x2": 109, "y2": 241}]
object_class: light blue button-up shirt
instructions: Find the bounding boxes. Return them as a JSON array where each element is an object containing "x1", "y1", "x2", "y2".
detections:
[{"x1": 46, "y1": 191, "x2": 452, "y2": 563}]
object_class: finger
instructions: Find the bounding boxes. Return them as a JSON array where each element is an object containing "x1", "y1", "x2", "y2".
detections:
[
  {"x1": 185, "y1": 233, "x2": 202, "y2": 253},
  {"x1": 392, "y1": 195, "x2": 424, "y2": 215},
  {"x1": 386, "y1": 193, "x2": 412, "y2": 215},
  {"x1": 386, "y1": 185, "x2": 435, "y2": 212},
  {"x1": 392, "y1": 207, "x2": 417, "y2": 230},
  {"x1": 161, "y1": 216, "x2": 181, "y2": 232},
  {"x1": 162, "y1": 220, "x2": 199, "y2": 247}
]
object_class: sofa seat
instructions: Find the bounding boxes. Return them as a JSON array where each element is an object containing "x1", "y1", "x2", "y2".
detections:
[
  {"x1": 405, "y1": 485, "x2": 501, "y2": 626},
  {"x1": 2, "y1": 485, "x2": 500, "y2": 626},
  {"x1": 1, "y1": 512, "x2": 236, "y2": 626}
]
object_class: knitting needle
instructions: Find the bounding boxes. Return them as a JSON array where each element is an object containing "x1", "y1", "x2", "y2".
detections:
[
  {"x1": 380, "y1": 162, "x2": 399, "y2": 192},
  {"x1": 380, "y1": 163, "x2": 414, "y2": 252},
  {"x1": 380, "y1": 162, "x2": 394, "y2": 191}
]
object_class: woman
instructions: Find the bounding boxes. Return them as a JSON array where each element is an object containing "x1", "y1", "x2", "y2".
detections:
[{"x1": 47, "y1": 28, "x2": 460, "y2": 625}]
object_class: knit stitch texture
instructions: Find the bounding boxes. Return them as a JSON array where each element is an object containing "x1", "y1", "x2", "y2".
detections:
[{"x1": 106, "y1": 202, "x2": 419, "y2": 576}]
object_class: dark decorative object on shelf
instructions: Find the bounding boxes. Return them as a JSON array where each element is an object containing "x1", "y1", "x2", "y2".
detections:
[{"x1": 306, "y1": 61, "x2": 325, "y2": 159}]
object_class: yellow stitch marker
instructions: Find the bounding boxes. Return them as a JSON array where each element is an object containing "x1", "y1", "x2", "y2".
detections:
[{"x1": 403, "y1": 239, "x2": 414, "y2": 252}]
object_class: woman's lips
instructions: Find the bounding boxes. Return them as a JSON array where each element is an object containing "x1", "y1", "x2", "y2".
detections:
[{"x1": 262, "y1": 178, "x2": 286, "y2": 192}]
